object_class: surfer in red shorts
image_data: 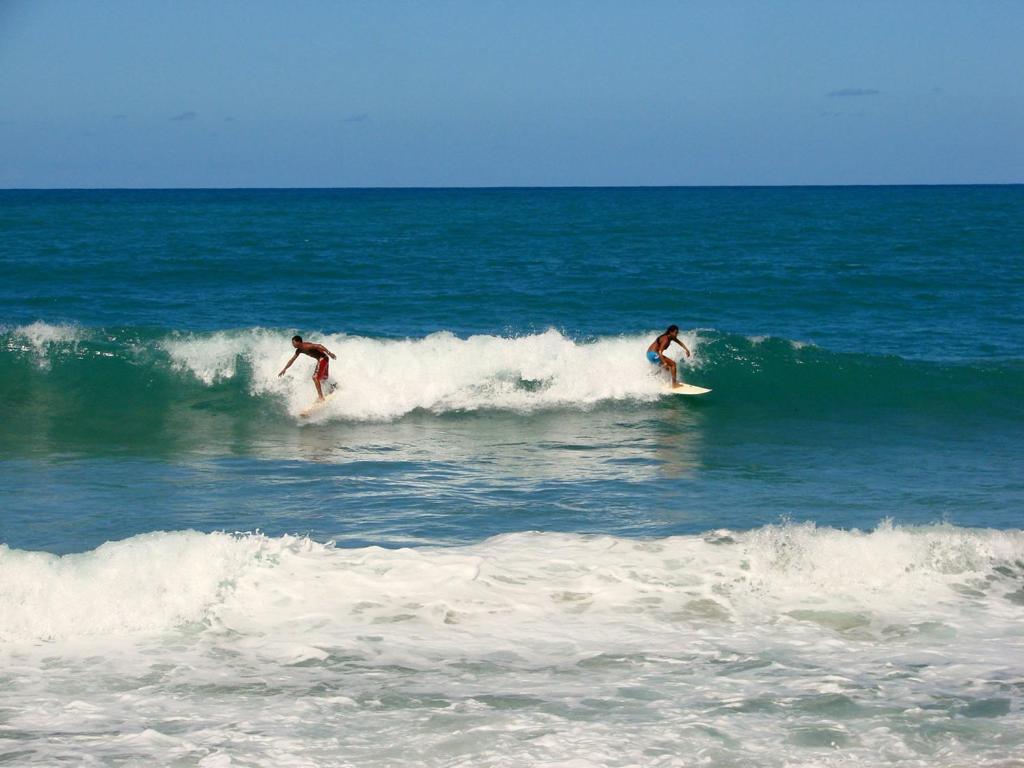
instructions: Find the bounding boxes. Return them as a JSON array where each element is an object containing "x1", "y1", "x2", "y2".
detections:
[{"x1": 279, "y1": 335, "x2": 337, "y2": 401}]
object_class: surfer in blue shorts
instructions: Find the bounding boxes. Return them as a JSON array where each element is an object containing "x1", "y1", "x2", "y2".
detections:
[{"x1": 647, "y1": 325, "x2": 691, "y2": 388}]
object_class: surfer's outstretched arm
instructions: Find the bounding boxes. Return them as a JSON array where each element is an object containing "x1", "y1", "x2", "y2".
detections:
[
  {"x1": 278, "y1": 351, "x2": 300, "y2": 376},
  {"x1": 314, "y1": 344, "x2": 337, "y2": 360},
  {"x1": 672, "y1": 338, "x2": 691, "y2": 357}
]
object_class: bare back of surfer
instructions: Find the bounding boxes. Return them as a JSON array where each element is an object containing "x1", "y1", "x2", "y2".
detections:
[
  {"x1": 279, "y1": 335, "x2": 337, "y2": 400},
  {"x1": 646, "y1": 325, "x2": 691, "y2": 388}
]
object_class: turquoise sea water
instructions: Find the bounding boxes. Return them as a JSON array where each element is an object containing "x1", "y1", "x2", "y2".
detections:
[{"x1": 2, "y1": 186, "x2": 1023, "y2": 766}]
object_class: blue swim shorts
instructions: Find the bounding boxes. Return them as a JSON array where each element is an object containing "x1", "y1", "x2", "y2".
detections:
[{"x1": 646, "y1": 350, "x2": 662, "y2": 364}]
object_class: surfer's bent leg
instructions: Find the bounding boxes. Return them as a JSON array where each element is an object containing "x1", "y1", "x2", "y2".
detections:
[{"x1": 665, "y1": 357, "x2": 680, "y2": 386}]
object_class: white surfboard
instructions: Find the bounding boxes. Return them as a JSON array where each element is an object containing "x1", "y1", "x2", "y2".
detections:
[
  {"x1": 665, "y1": 383, "x2": 712, "y2": 396},
  {"x1": 299, "y1": 390, "x2": 339, "y2": 418}
]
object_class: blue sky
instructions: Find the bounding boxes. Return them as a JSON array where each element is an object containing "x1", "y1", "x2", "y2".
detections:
[{"x1": 1, "y1": 0, "x2": 1021, "y2": 187}]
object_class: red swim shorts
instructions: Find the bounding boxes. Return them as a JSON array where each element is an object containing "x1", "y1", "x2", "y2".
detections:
[{"x1": 314, "y1": 357, "x2": 329, "y2": 381}]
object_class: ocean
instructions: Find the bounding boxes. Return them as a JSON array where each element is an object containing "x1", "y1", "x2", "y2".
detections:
[{"x1": 1, "y1": 186, "x2": 1022, "y2": 766}]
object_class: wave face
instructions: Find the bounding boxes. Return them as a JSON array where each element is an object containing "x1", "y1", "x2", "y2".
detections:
[
  {"x1": 3, "y1": 524, "x2": 1023, "y2": 765},
  {"x1": 3, "y1": 322, "x2": 1021, "y2": 435}
]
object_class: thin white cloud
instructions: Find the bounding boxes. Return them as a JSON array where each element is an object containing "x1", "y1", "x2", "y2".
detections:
[{"x1": 826, "y1": 88, "x2": 879, "y2": 98}]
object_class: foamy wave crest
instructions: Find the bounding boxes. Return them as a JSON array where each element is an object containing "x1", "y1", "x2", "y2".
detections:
[
  {"x1": 163, "y1": 328, "x2": 703, "y2": 421},
  {"x1": 9, "y1": 321, "x2": 83, "y2": 348},
  {"x1": 3, "y1": 322, "x2": 83, "y2": 368},
  {"x1": 7, "y1": 324, "x2": 1020, "y2": 438},
  {"x1": 0, "y1": 532, "x2": 317, "y2": 642},
  {"x1": 162, "y1": 327, "x2": 282, "y2": 385},
  {"x1": 4, "y1": 523, "x2": 1022, "y2": 647},
  {"x1": 3, "y1": 321, "x2": 82, "y2": 360}
]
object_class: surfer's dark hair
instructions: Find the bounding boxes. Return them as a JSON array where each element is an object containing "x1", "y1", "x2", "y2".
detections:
[
  {"x1": 292, "y1": 335, "x2": 302, "y2": 343},
  {"x1": 666, "y1": 325, "x2": 679, "y2": 334}
]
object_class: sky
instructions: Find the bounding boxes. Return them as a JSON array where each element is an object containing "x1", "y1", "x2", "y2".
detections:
[{"x1": 0, "y1": 0, "x2": 1022, "y2": 188}]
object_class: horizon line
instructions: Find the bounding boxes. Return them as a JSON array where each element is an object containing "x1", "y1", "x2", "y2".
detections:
[{"x1": 1, "y1": 181, "x2": 1022, "y2": 192}]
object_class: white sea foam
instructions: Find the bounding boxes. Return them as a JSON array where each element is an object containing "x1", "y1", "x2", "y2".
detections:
[
  {"x1": 3, "y1": 523, "x2": 1021, "y2": 646},
  {"x1": 10, "y1": 321, "x2": 83, "y2": 350},
  {"x1": 162, "y1": 328, "x2": 704, "y2": 421},
  {"x1": 0, "y1": 531, "x2": 272, "y2": 642},
  {"x1": 161, "y1": 328, "x2": 281, "y2": 385},
  {"x1": 4, "y1": 322, "x2": 83, "y2": 368},
  {"x1": 4, "y1": 524, "x2": 1022, "y2": 766}
]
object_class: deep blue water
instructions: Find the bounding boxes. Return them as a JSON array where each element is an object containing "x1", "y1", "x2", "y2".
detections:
[{"x1": 4, "y1": 186, "x2": 1022, "y2": 354}]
